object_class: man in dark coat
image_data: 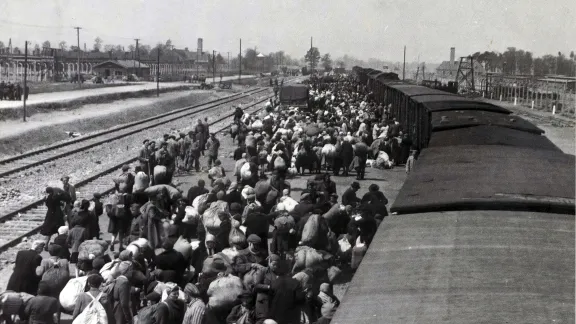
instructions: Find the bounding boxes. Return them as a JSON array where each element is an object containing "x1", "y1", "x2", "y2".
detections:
[
  {"x1": 6, "y1": 240, "x2": 44, "y2": 294},
  {"x1": 342, "y1": 181, "x2": 361, "y2": 207},
  {"x1": 259, "y1": 260, "x2": 306, "y2": 324},
  {"x1": 186, "y1": 179, "x2": 209, "y2": 205},
  {"x1": 339, "y1": 138, "x2": 354, "y2": 176},
  {"x1": 154, "y1": 240, "x2": 188, "y2": 283}
]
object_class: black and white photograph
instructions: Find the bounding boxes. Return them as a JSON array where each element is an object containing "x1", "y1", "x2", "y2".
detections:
[{"x1": 0, "y1": 1, "x2": 573, "y2": 323}]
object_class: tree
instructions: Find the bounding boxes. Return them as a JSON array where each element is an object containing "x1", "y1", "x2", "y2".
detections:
[
  {"x1": 165, "y1": 39, "x2": 173, "y2": 50},
  {"x1": 139, "y1": 45, "x2": 151, "y2": 56},
  {"x1": 58, "y1": 41, "x2": 67, "y2": 51},
  {"x1": 13, "y1": 47, "x2": 20, "y2": 54},
  {"x1": 244, "y1": 48, "x2": 258, "y2": 70},
  {"x1": 42, "y1": 41, "x2": 51, "y2": 49},
  {"x1": 104, "y1": 44, "x2": 115, "y2": 53},
  {"x1": 128, "y1": 44, "x2": 135, "y2": 52},
  {"x1": 305, "y1": 47, "x2": 321, "y2": 71},
  {"x1": 336, "y1": 61, "x2": 345, "y2": 69},
  {"x1": 93, "y1": 37, "x2": 102, "y2": 52},
  {"x1": 33, "y1": 43, "x2": 40, "y2": 53},
  {"x1": 321, "y1": 53, "x2": 333, "y2": 71},
  {"x1": 216, "y1": 53, "x2": 225, "y2": 65}
]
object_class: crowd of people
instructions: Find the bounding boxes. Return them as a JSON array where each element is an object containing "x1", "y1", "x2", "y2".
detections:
[
  {"x1": 0, "y1": 81, "x2": 29, "y2": 101},
  {"x1": 2, "y1": 73, "x2": 416, "y2": 324}
]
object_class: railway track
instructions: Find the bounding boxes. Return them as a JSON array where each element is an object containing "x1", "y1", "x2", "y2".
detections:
[
  {"x1": 0, "y1": 87, "x2": 267, "y2": 180},
  {"x1": 0, "y1": 92, "x2": 275, "y2": 252}
]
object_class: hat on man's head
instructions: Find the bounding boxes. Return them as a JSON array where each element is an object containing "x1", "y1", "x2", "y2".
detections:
[
  {"x1": 121, "y1": 164, "x2": 130, "y2": 172},
  {"x1": 247, "y1": 234, "x2": 261, "y2": 244},
  {"x1": 351, "y1": 181, "x2": 360, "y2": 189}
]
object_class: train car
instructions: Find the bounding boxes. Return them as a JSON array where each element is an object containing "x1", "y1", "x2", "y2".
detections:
[{"x1": 332, "y1": 139, "x2": 575, "y2": 324}]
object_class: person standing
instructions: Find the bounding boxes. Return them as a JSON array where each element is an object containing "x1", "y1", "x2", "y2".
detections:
[
  {"x1": 340, "y1": 138, "x2": 354, "y2": 177},
  {"x1": 22, "y1": 282, "x2": 60, "y2": 324},
  {"x1": 6, "y1": 240, "x2": 44, "y2": 295},
  {"x1": 205, "y1": 133, "x2": 220, "y2": 169},
  {"x1": 195, "y1": 119, "x2": 206, "y2": 156},
  {"x1": 354, "y1": 139, "x2": 369, "y2": 180},
  {"x1": 61, "y1": 176, "x2": 76, "y2": 220},
  {"x1": 41, "y1": 187, "x2": 69, "y2": 248}
]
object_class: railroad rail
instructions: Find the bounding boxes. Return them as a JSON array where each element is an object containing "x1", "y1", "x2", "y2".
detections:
[
  {"x1": 0, "y1": 87, "x2": 267, "y2": 179},
  {"x1": 0, "y1": 93, "x2": 275, "y2": 252}
]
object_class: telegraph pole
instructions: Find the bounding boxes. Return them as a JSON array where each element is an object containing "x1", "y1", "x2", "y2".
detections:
[
  {"x1": 212, "y1": 50, "x2": 216, "y2": 84},
  {"x1": 227, "y1": 52, "x2": 230, "y2": 72},
  {"x1": 157, "y1": 47, "x2": 160, "y2": 97},
  {"x1": 74, "y1": 27, "x2": 81, "y2": 87},
  {"x1": 239, "y1": 39, "x2": 242, "y2": 82},
  {"x1": 402, "y1": 45, "x2": 406, "y2": 81},
  {"x1": 23, "y1": 41, "x2": 28, "y2": 122},
  {"x1": 134, "y1": 38, "x2": 140, "y2": 77}
]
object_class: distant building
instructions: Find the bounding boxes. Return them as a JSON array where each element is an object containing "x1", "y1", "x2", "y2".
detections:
[
  {"x1": 92, "y1": 59, "x2": 150, "y2": 78},
  {"x1": 436, "y1": 47, "x2": 485, "y2": 80}
]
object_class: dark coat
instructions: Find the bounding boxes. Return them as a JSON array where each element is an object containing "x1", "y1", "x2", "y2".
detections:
[
  {"x1": 340, "y1": 141, "x2": 354, "y2": 164},
  {"x1": 156, "y1": 298, "x2": 186, "y2": 324},
  {"x1": 268, "y1": 276, "x2": 306, "y2": 324},
  {"x1": 6, "y1": 249, "x2": 42, "y2": 294},
  {"x1": 341, "y1": 188, "x2": 360, "y2": 207},
  {"x1": 187, "y1": 186, "x2": 209, "y2": 205},
  {"x1": 40, "y1": 193, "x2": 68, "y2": 236},
  {"x1": 154, "y1": 249, "x2": 188, "y2": 280}
]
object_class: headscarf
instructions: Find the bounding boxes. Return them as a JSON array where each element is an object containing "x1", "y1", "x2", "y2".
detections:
[
  {"x1": 57, "y1": 226, "x2": 69, "y2": 235},
  {"x1": 31, "y1": 240, "x2": 45, "y2": 250}
]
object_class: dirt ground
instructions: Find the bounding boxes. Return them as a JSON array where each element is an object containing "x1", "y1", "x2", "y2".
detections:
[
  {"x1": 0, "y1": 89, "x2": 236, "y2": 158},
  {"x1": 27, "y1": 81, "x2": 135, "y2": 94}
]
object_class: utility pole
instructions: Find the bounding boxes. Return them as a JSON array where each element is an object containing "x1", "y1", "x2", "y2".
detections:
[
  {"x1": 23, "y1": 41, "x2": 28, "y2": 122},
  {"x1": 74, "y1": 27, "x2": 81, "y2": 87},
  {"x1": 402, "y1": 45, "x2": 406, "y2": 81},
  {"x1": 239, "y1": 38, "x2": 242, "y2": 82},
  {"x1": 212, "y1": 50, "x2": 216, "y2": 84},
  {"x1": 227, "y1": 52, "x2": 230, "y2": 71},
  {"x1": 134, "y1": 38, "x2": 140, "y2": 77},
  {"x1": 157, "y1": 47, "x2": 160, "y2": 97}
]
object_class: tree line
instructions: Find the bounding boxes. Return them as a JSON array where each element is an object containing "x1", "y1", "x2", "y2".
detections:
[{"x1": 471, "y1": 47, "x2": 575, "y2": 76}]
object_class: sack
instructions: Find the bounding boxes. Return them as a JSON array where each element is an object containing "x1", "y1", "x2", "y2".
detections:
[
  {"x1": 273, "y1": 156, "x2": 286, "y2": 170},
  {"x1": 273, "y1": 214, "x2": 295, "y2": 232},
  {"x1": 136, "y1": 303, "x2": 160, "y2": 324},
  {"x1": 292, "y1": 246, "x2": 324, "y2": 273},
  {"x1": 240, "y1": 164, "x2": 252, "y2": 181},
  {"x1": 42, "y1": 259, "x2": 70, "y2": 294},
  {"x1": 241, "y1": 186, "x2": 255, "y2": 200},
  {"x1": 174, "y1": 236, "x2": 193, "y2": 261},
  {"x1": 202, "y1": 254, "x2": 233, "y2": 275},
  {"x1": 279, "y1": 196, "x2": 298, "y2": 212},
  {"x1": 234, "y1": 159, "x2": 246, "y2": 176},
  {"x1": 145, "y1": 185, "x2": 181, "y2": 202},
  {"x1": 351, "y1": 237, "x2": 367, "y2": 270},
  {"x1": 59, "y1": 276, "x2": 89, "y2": 312},
  {"x1": 203, "y1": 201, "x2": 229, "y2": 234},
  {"x1": 100, "y1": 261, "x2": 120, "y2": 282},
  {"x1": 322, "y1": 203, "x2": 342, "y2": 223},
  {"x1": 134, "y1": 172, "x2": 150, "y2": 193},
  {"x1": 254, "y1": 179, "x2": 270, "y2": 201},
  {"x1": 207, "y1": 274, "x2": 244, "y2": 308},
  {"x1": 338, "y1": 237, "x2": 352, "y2": 259},
  {"x1": 251, "y1": 120, "x2": 263, "y2": 131},
  {"x1": 208, "y1": 167, "x2": 223, "y2": 179},
  {"x1": 327, "y1": 266, "x2": 342, "y2": 283},
  {"x1": 78, "y1": 240, "x2": 108, "y2": 261},
  {"x1": 108, "y1": 193, "x2": 129, "y2": 219},
  {"x1": 192, "y1": 193, "x2": 209, "y2": 209},
  {"x1": 301, "y1": 214, "x2": 320, "y2": 246},
  {"x1": 72, "y1": 292, "x2": 108, "y2": 324},
  {"x1": 229, "y1": 225, "x2": 246, "y2": 246},
  {"x1": 243, "y1": 266, "x2": 266, "y2": 291},
  {"x1": 183, "y1": 206, "x2": 199, "y2": 224},
  {"x1": 153, "y1": 165, "x2": 167, "y2": 184},
  {"x1": 321, "y1": 144, "x2": 336, "y2": 158}
]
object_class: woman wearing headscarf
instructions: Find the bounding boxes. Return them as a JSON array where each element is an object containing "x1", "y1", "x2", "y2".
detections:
[
  {"x1": 156, "y1": 286, "x2": 186, "y2": 324},
  {"x1": 52, "y1": 226, "x2": 71, "y2": 260},
  {"x1": 6, "y1": 240, "x2": 44, "y2": 295},
  {"x1": 22, "y1": 282, "x2": 60, "y2": 324},
  {"x1": 35, "y1": 244, "x2": 69, "y2": 298},
  {"x1": 140, "y1": 193, "x2": 169, "y2": 249}
]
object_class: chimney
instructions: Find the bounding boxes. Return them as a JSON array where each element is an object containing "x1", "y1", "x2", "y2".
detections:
[
  {"x1": 450, "y1": 47, "x2": 455, "y2": 70},
  {"x1": 197, "y1": 38, "x2": 203, "y2": 59}
]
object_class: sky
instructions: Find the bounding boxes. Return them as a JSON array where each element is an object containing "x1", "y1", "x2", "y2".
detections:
[{"x1": 0, "y1": 0, "x2": 574, "y2": 63}]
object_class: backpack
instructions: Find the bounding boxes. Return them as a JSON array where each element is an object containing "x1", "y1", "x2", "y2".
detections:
[
  {"x1": 42, "y1": 259, "x2": 70, "y2": 295},
  {"x1": 136, "y1": 302, "x2": 167, "y2": 324},
  {"x1": 114, "y1": 194, "x2": 129, "y2": 219},
  {"x1": 72, "y1": 292, "x2": 108, "y2": 324}
]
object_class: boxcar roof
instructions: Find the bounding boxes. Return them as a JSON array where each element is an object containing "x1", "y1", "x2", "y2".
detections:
[
  {"x1": 413, "y1": 95, "x2": 511, "y2": 113},
  {"x1": 388, "y1": 84, "x2": 457, "y2": 97},
  {"x1": 331, "y1": 211, "x2": 575, "y2": 324},
  {"x1": 428, "y1": 126, "x2": 560, "y2": 151},
  {"x1": 367, "y1": 70, "x2": 382, "y2": 75},
  {"x1": 430, "y1": 110, "x2": 544, "y2": 134},
  {"x1": 372, "y1": 72, "x2": 400, "y2": 81},
  {"x1": 391, "y1": 145, "x2": 575, "y2": 214}
]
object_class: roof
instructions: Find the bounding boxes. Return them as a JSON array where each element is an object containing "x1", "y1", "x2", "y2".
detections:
[
  {"x1": 332, "y1": 210, "x2": 575, "y2": 324},
  {"x1": 430, "y1": 110, "x2": 544, "y2": 134},
  {"x1": 93, "y1": 60, "x2": 150, "y2": 69},
  {"x1": 428, "y1": 125, "x2": 560, "y2": 151},
  {"x1": 391, "y1": 145, "x2": 576, "y2": 214},
  {"x1": 389, "y1": 84, "x2": 456, "y2": 97},
  {"x1": 413, "y1": 95, "x2": 511, "y2": 113},
  {"x1": 373, "y1": 72, "x2": 400, "y2": 81}
]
